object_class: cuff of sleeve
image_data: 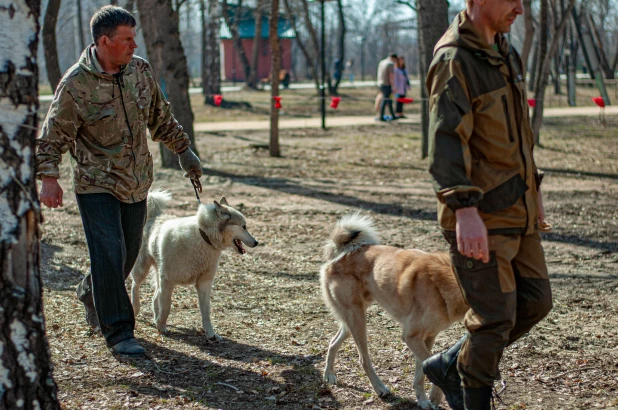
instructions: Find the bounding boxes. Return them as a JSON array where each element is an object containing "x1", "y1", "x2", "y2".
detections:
[
  {"x1": 534, "y1": 170, "x2": 544, "y2": 190},
  {"x1": 36, "y1": 167, "x2": 60, "y2": 181},
  {"x1": 437, "y1": 186, "x2": 484, "y2": 211},
  {"x1": 173, "y1": 134, "x2": 191, "y2": 154}
]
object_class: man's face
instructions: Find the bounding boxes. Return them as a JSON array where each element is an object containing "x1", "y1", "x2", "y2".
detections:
[
  {"x1": 101, "y1": 25, "x2": 138, "y2": 66},
  {"x1": 479, "y1": 0, "x2": 524, "y2": 33}
]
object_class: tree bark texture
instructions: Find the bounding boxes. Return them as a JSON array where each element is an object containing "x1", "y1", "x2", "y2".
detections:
[
  {"x1": 43, "y1": 0, "x2": 62, "y2": 92},
  {"x1": 76, "y1": 0, "x2": 85, "y2": 51},
  {"x1": 300, "y1": 0, "x2": 321, "y2": 93},
  {"x1": 222, "y1": 0, "x2": 252, "y2": 83},
  {"x1": 0, "y1": 1, "x2": 60, "y2": 408},
  {"x1": 202, "y1": 0, "x2": 221, "y2": 104},
  {"x1": 247, "y1": 0, "x2": 264, "y2": 89},
  {"x1": 587, "y1": 13, "x2": 614, "y2": 79},
  {"x1": 416, "y1": 0, "x2": 449, "y2": 159},
  {"x1": 521, "y1": 0, "x2": 535, "y2": 75},
  {"x1": 269, "y1": 0, "x2": 281, "y2": 157},
  {"x1": 135, "y1": 0, "x2": 197, "y2": 168},
  {"x1": 531, "y1": 0, "x2": 577, "y2": 144}
]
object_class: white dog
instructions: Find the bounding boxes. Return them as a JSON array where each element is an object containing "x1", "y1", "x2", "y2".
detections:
[
  {"x1": 130, "y1": 190, "x2": 258, "y2": 340},
  {"x1": 320, "y1": 213, "x2": 468, "y2": 409}
]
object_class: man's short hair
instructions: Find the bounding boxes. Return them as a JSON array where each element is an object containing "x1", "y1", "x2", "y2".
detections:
[
  {"x1": 90, "y1": 6, "x2": 136, "y2": 45},
  {"x1": 390, "y1": 53, "x2": 398, "y2": 59}
]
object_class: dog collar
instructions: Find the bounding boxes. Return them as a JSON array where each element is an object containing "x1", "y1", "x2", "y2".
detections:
[{"x1": 199, "y1": 229, "x2": 214, "y2": 247}]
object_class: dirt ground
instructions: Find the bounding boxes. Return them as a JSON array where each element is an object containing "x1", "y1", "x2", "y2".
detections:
[{"x1": 40, "y1": 115, "x2": 618, "y2": 410}]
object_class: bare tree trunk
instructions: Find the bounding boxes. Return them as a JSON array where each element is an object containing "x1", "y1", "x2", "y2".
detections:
[
  {"x1": 247, "y1": 0, "x2": 264, "y2": 88},
  {"x1": 0, "y1": 1, "x2": 60, "y2": 408},
  {"x1": 136, "y1": 0, "x2": 197, "y2": 168},
  {"x1": 222, "y1": 0, "x2": 252, "y2": 82},
  {"x1": 588, "y1": 13, "x2": 614, "y2": 79},
  {"x1": 531, "y1": 0, "x2": 577, "y2": 144},
  {"x1": 125, "y1": 0, "x2": 135, "y2": 12},
  {"x1": 521, "y1": 0, "x2": 535, "y2": 75},
  {"x1": 300, "y1": 0, "x2": 321, "y2": 93},
  {"x1": 269, "y1": 0, "x2": 281, "y2": 157},
  {"x1": 203, "y1": 0, "x2": 221, "y2": 103},
  {"x1": 327, "y1": 0, "x2": 345, "y2": 96},
  {"x1": 43, "y1": 0, "x2": 62, "y2": 92},
  {"x1": 417, "y1": 0, "x2": 449, "y2": 159},
  {"x1": 283, "y1": 0, "x2": 319, "y2": 91}
]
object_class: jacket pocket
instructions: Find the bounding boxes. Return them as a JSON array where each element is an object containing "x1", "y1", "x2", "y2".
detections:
[
  {"x1": 84, "y1": 107, "x2": 122, "y2": 147},
  {"x1": 501, "y1": 95, "x2": 514, "y2": 142},
  {"x1": 478, "y1": 173, "x2": 528, "y2": 213}
]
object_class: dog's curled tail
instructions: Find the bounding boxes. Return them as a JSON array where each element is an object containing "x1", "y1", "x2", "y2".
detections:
[
  {"x1": 323, "y1": 212, "x2": 380, "y2": 262},
  {"x1": 147, "y1": 189, "x2": 172, "y2": 221}
]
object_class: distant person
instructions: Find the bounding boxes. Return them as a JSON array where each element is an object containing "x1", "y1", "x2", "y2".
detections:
[
  {"x1": 36, "y1": 5, "x2": 203, "y2": 357},
  {"x1": 376, "y1": 53, "x2": 398, "y2": 121},
  {"x1": 394, "y1": 55, "x2": 411, "y2": 119},
  {"x1": 346, "y1": 59, "x2": 354, "y2": 83}
]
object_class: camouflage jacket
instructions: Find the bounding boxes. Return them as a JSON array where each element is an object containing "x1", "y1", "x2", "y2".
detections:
[
  {"x1": 427, "y1": 11, "x2": 541, "y2": 235},
  {"x1": 36, "y1": 45, "x2": 190, "y2": 203}
]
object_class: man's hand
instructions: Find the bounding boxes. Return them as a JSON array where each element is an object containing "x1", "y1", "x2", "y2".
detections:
[
  {"x1": 455, "y1": 207, "x2": 489, "y2": 263},
  {"x1": 40, "y1": 177, "x2": 63, "y2": 208},
  {"x1": 178, "y1": 148, "x2": 203, "y2": 180}
]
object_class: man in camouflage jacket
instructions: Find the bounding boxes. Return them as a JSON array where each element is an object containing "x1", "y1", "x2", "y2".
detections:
[
  {"x1": 421, "y1": 1, "x2": 553, "y2": 409},
  {"x1": 37, "y1": 6, "x2": 202, "y2": 357}
]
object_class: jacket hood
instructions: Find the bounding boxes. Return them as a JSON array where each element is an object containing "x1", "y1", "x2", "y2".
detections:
[
  {"x1": 434, "y1": 11, "x2": 510, "y2": 63},
  {"x1": 78, "y1": 44, "x2": 133, "y2": 80}
]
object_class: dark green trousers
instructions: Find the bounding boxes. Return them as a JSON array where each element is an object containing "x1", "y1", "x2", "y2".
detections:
[{"x1": 446, "y1": 231, "x2": 553, "y2": 388}]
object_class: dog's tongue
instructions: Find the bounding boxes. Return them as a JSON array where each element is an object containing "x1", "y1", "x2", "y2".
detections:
[{"x1": 234, "y1": 239, "x2": 246, "y2": 254}]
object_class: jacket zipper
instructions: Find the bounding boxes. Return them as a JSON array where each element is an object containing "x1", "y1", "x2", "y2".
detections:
[
  {"x1": 501, "y1": 95, "x2": 514, "y2": 142},
  {"x1": 115, "y1": 74, "x2": 140, "y2": 203}
]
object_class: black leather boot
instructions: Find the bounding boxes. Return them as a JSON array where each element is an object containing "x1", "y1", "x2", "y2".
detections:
[
  {"x1": 422, "y1": 335, "x2": 467, "y2": 410},
  {"x1": 463, "y1": 386, "x2": 492, "y2": 410}
]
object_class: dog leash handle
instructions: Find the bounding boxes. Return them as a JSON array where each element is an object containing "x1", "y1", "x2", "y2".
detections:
[{"x1": 191, "y1": 178, "x2": 202, "y2": 205}]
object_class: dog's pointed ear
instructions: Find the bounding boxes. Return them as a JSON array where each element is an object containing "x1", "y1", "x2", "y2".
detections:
[
  {"x1": 214, "y1": 200, "x2": 223, "y2": 209},
  {"x1": 213, "y1": 200, "x2": 231, "y2": 219},
  {"x1": 220, "y1": 197, "x2": 229, "y2": 206}
]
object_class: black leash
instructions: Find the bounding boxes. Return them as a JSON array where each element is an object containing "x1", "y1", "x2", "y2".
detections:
[{"x1": 191, "y1": 178, "x2": 202, "y2": 205}]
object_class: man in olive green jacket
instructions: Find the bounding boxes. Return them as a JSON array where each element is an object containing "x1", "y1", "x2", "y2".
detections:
[
  {"x1": 37, "y1": 6, "x2": 202, "y2": 357},
  {"x1": 422, "y1": 1, "x2": 553, "y2": 409}
]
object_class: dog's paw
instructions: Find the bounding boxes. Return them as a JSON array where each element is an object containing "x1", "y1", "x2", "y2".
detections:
[
  {"x1": 375, "y1": 384, "x2": 390, "y2": 398},
  {"x1": 206, "y1": 333, "x2": 223, "y2": 342},
  {"x1": 417, "y1": 399, "x2": 438, "y2": 410},
  {"x1": 323, "y1": 371, "x2": 337, "y2": 385}
]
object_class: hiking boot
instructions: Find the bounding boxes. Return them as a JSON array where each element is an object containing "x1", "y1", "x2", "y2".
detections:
[
  {"x1": 422, "y1": 335, "x2": 467, "y2": 410},
  {"x1": 464, "y1": 386, "x2": 493, "y2": 410},
  {"x1": 110, "y1": 338, "x2": 146, "y2": 357}
]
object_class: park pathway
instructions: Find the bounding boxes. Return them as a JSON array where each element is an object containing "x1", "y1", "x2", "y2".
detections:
[{"x1": 195, "y1": 105, "x2": 618, "y2": 132}]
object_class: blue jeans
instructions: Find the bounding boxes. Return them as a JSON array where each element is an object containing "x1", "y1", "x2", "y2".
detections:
[
  {"x1": 75, "y1": 193, "x2": 147, "y2": 347},
  {"x1": 380, "y1": 85, "x2": 395, "y2": 119}
]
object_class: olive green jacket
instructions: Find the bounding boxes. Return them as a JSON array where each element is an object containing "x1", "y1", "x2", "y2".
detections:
[
  {"x1": 427, "y1": 11, "x2": 541, "y2": 235},
  {"x1": 36, "y1": 45, "x2": 190, "y2": 203}
]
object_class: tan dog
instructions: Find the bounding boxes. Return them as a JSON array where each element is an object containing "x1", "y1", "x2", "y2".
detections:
[{"x1": 320, "y1": 214, "x2": 468, "y2": 409}]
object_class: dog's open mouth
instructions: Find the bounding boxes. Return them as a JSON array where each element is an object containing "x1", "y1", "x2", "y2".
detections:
[{"x1": 234, "y1": 239, "x2": 246, "y2": 254}]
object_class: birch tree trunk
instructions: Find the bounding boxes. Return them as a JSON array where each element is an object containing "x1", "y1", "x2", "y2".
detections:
[
  {"x1": 327, "y1": 0, "x2": 345, "y2": 96},
  {"x1": 417, "y1": 0, "x2": 449, "y2": 159},
  {"x1": 269, "y1": 0, "x2": 281, "y2": 157},
  {"x1": 43, "y1": 0, "x2": 62, "y2": 92},
  {"x1": 203, "y1": 0, "x2": 221, "y2": 104},
  {"x1": 0, "y1": 1, "x2": 60, "y2": 408},
  {"x1": 135, "y1": 0, "x2": 197, "y2": 168}
]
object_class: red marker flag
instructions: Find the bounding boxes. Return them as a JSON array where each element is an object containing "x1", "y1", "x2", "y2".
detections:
[
  {"x1": 330, "y1": 97, "x2": 341, "y2": 109},
  {"x1": 527, "y1": 98, "x2": 536, "y2": 108},
  {"x1": 213, "y1": 94, "x2": 223, "y2": 106},
  {"x1": 273, "y1": 96, "x2": 282, "y2": 109},
  {"x1": 592, "y1": 97, "x2": 605, "y2": 108},
  {"x1": 396, "y1": 97, "x2": 414, "y2": 104}
]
